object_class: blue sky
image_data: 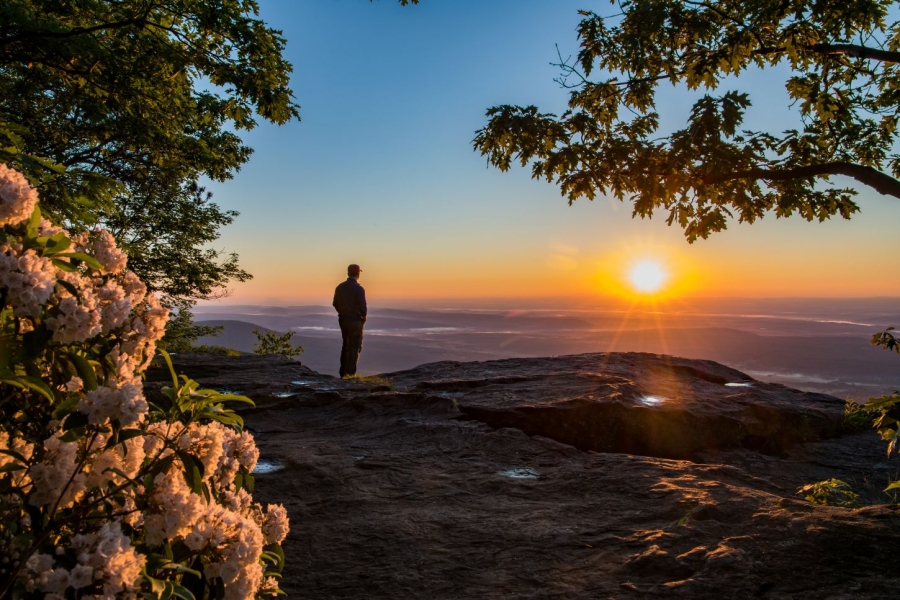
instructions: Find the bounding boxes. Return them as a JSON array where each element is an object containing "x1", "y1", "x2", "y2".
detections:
[{"x1": 202, "y1": 0, "x2": 900, "y2": 305}]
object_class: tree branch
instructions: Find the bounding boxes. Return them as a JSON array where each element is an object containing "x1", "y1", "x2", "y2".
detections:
[
  {"x1": 3, "y1": 1, "x2": 160, "y2": 47},
  {"x1": 702, "y1": 162, "x2": 900, "y2": 199},
  {"x1": 812, "y1": 43, "x2": 900, "y2": 64},
  {"x1": 0, "y1": 13, "x2": 152, "y2": 48}
]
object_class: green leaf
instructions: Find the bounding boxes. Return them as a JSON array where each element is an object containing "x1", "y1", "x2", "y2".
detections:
[
  {"x1": 148, "y1": 574, "x2": 166, "y2": 595},
  {"x1": 0, "y1": 448, "x2": 29, "y2": 464},
  {"x1": 0, "y1": 375, "x2": 54, "y2": 403},
  {"x1": 62, "y1": 411, "x2": 89, "y2": 431},
  {"x1": 56, "y1": 277, "x2": 80, "y2": 298},
  {"x1": 69, "y1": 353, "x2": 99, "y2": 391},
  {"x1": 267, "y1": 544, "x2": 286, "y2": 572},
  {"x1": 161, "y1": 581, "x2": 175, "y2": 600},
  {"x1": 43, "y1": 232, "x2": 72, "y2": 255},
  {"x1": 25, "y1": 205, "x2": 41, "y2": 237},
  {"x1": 143, "y1": 555, "x2": 170, "y2": 572},
  {"x1": 0, "y1": 463, "x2": 26, "y2": 473},
  {"x1": 115, "y1": 429, "x2": 147, "y2": 444},
  {"x1": 52, "y1": 258, "x2": 78, "y2": 273},
  {"x1": 59, "y1": 427, "x2": 84, "y2": 443},
  {"x1": 54, "y1": 252, "x2": 103, "y2": 270},
  {"x1": 159, "y1": 350, "x2": 179, "y2": 390},
  {"x1": 176, "y1": 450, "x2": 204, "y2": 495},
  {"x1": 161, "y1": 564, "x2": 202, "y2": 578},
  {"x1": 207, "y1": 393, "x2": 255, "y2": 405},
  {"x1": 171, "y1": 583, "x2": 197, "y2": 600},
  {"x1": 52, "y1": 395, "x2": 81, "y2": 420}
]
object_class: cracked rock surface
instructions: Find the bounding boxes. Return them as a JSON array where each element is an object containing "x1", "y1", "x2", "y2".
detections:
[{"x1": 147, "y1": 352, "x2": 900, "y2": 599}]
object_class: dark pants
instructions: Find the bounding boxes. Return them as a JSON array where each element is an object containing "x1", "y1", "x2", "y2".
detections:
[{"x1": 338, "y1": 317, "x2": 365, "y2": 377}]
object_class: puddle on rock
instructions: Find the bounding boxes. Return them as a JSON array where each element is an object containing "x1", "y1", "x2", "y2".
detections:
[
  {"x1": 725, "y1": 382, "x2": 753, "y2": 387},
  {"x1": 274, "y1": 392, "x2": 298, "y2": 398},
  {"x1": 291, "y1": 380, "x2": 315, "y2": 386},
  {"x1": 217, "y1": 389, "x2": 244, "y2": 396},
  {"x1": 637, "y1": 395, "x2": 666, "y2": 407},
  {"x1": 254, "y1": 460, "x2": 284, "y2": 474},
  {"x1": 498, "y1": 468, "x2": 539, "y2": 479}
]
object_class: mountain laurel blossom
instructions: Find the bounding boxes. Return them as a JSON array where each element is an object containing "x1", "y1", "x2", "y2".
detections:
[
  {"x1": 0, "y1": 164, "x2": 38, "y2": 226},
  {"x1": 0, "y1": 165, "x2": 288, "y2": 600}
]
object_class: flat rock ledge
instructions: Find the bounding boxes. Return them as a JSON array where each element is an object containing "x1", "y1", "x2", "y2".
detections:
[
  {"x1": 383, "y1": 353, "x2": 848, "y2": 459},
  {"x1": 146, "y1": 352, "x2": 900, "y2": 599}
]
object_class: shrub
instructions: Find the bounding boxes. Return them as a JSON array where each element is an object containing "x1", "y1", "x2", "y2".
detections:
[
  {"x1": 843, "y1": 399, "x2": 874, "y2": 433},
  {"x1": 797, "y1": 479, "x2": 861, "y2": 508},
  {"x1": 191, "y1": 344, "x2": 243, "y2": 357},
  {"x1": 161, "y1": 305, "x2": 225, "y2": 353},
  {"x1": 869, "y1": 327, "x2": 900, "y2": 457},
  {"x1": 344, "y1": 375, "x2": 393, "y2": 389},
  {"x1": 251, "y1": 329, "x2": 303, "y2": 358},
  {"x1": 0, "y1": 166, "x2": 287, "y2": 599}
]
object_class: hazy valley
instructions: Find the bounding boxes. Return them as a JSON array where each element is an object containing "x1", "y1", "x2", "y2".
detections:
[{"x1": 194, "y1": 297, "x2": 900, "y2": 400}]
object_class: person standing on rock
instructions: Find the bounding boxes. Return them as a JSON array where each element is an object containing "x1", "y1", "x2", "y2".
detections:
[{"x1": 333, "y1": 263, "x2": 367, "y2": 378}]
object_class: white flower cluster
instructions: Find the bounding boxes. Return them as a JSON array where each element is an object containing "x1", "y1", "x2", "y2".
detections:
[
  {"x1": 76, "y1": 383, "x2": 147, "y2": 426},
  {"x1": 0, "y1": 248, "x2": 56, "y2": 318},
  {"x1": 0, "y1": 164, "x2": 38, "y2": 226},
  {"x1": 262, "y1": 504, "x2": 290, "y2": 547},
  {"x1": 0, "y1": 169, "x2": 164, "y2": 359},
  {"x1": 89, "y1": 230, "x2": 128, "y2": 274},
  {"x1": 0, "y1": 430, "x2": 33, "y2": 488},
  {"x1": 0, "y1": 166, "x2": 288, "y2": 600},
  {"x1": 139, "y1": 421, "x2": 286, "y2": 600},
  {"x1": 27, "y1": 432, "x2": 86, "y2": 509},
  {"x1": 82, "y1": 433, "x2": 145, "y2": 490},
  {"x1": 22, "y1": 522, "x2": 145, "y2": 599},
  {"x1": 0, "y1": 169, "x2": 166, "y2": 416},
  {"x1": 215, "y1": 428, "x2": 260, "y2": 485},
  {"x1": 44, "y1": 257, "x2": 155, "y2": 348}
]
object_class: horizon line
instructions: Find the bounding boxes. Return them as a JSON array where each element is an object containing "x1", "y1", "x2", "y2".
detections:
[{"x1": 195, "y1": 294, "x2": 900, "y2": 308}]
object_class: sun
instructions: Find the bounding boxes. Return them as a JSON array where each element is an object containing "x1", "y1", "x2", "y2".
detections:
[{"x1": 629, "y1": 260, "x2": 667, "y2": 293}]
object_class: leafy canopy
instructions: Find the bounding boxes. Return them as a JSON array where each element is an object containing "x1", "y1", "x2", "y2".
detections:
[
  {"x1": 474, "y1": 0, "x2": 900, "y2": 241},
  {"x1": 0, "y1": 0, "x2": 299, "y2": 301}
]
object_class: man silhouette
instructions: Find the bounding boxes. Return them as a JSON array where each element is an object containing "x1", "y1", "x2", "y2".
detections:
[{"x1": 332, "y1": 264, "x2": 367, "y2": 378}]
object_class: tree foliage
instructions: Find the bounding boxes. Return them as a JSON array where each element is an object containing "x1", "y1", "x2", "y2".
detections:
[
  {"x1": 870, "y1": 326, "x2": 900, "y2": 459},
  {"x1": 251, "y1": 329, "x2": 303, "y2": 358},
  {"x1": 161, "y1": 301, "x2": 224, "y2": 353},
  {"x1": 0, "y1": 0, "x2": 297, "y2": 300},
  {"x1": 474, "y1": 0, "x2": 900, "y2": 241}
]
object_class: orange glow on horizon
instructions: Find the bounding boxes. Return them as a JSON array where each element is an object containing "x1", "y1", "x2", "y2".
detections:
[
  {"x1": 217, "y1": 231, "x2": 900, "y2": 305},
  {"x1": 587, "y1": 240, "x2": 701, "y2": 303}
]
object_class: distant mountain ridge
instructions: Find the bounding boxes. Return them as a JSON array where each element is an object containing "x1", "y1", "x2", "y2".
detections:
[{"x1": 195, "y1": 307, "x2": 900, "y2": 398}]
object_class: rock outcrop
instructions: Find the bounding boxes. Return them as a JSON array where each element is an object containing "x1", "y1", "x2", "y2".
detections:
[
  {"x1": 384, "y1": 353, "x2": 848, "y2": 459},
  {"x1": 148, "y1": 352, "x2": 900, "y2": 599}
]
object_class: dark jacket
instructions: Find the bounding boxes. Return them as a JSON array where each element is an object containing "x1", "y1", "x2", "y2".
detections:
[{"x1": 333, "y1": 278, "x2": 367, "y2": 321}]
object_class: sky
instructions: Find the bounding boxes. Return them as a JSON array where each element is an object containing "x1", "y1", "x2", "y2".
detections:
[{"x1": 200, "y1": 0, "x2": 900, "y2": 306}]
